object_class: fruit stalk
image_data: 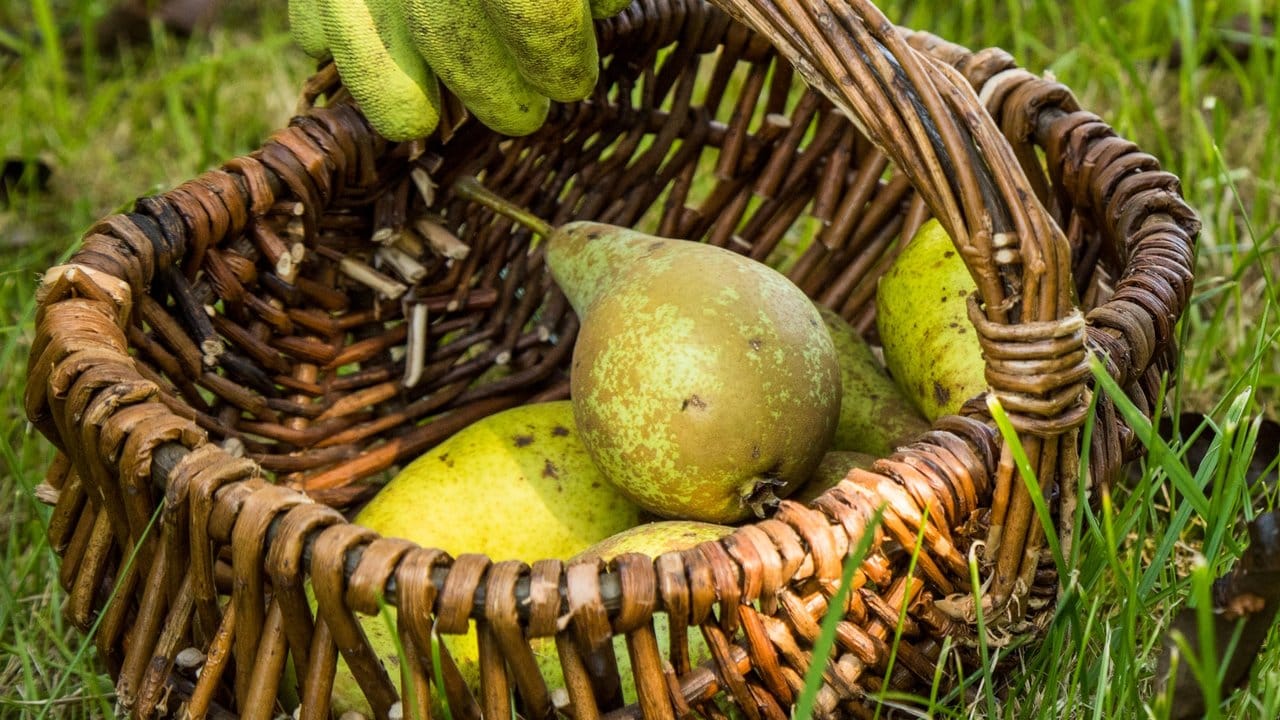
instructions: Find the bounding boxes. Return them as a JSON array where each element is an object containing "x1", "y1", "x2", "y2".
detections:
[{"x1": 451, "y1": 176, "x2": 552, "y2": 238}]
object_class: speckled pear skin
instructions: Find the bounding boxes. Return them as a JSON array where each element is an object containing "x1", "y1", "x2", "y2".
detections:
[
  {"x1": 819, "y1": 307, "x2": 931, "y2": 456},
  {"x1": 557, "y1": 232, "x2": 842, "y2": 523},
  {"x1": 793, "y1": 450, "x2": 877, "y2": 504},
  {"x1": 876, "y1": 219, "x2": 986, "y2": 421},
  {"x1": 546, "y1": 222, "x2": 661, "y2": 314},
  {"x1": 354, "y1": 400, "x2": 642, "y2": 562}
]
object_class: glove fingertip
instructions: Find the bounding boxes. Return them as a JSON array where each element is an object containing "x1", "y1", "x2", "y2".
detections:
[
  {"x1": 589, "y1": 0, "x2": 633, "y2": 20},
  {"x1": 486, "y1": 94, "x2": 551, "y2": 137},
  {"x1": 289, "y1": 0, "x2": 330, "y2": 57}
]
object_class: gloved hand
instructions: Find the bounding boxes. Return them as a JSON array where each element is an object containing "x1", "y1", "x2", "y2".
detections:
[{"x1": 290, "y1": 0, "x2": 634, "y2": 141}]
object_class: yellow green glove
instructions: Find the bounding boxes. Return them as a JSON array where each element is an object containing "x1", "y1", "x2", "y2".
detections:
[{"x1": 290, "y1": 0, "x2": 629, "y2": 141}]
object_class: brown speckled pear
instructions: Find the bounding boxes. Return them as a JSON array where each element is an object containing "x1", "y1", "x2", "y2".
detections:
[
  {"x1": 876, "y1": 220, "x2": 987, "y2": 421},
  {"x1": 819, "y1": 307, "x2": 930, "y2": 456},
  {"x1": 561, "y1": 234, "x2": 841, "y2": 523},
  {"x1": 450, "y1": 177, "x2": 842, "y2": 524},
  {"x1": 545, "y1": 222, "x2": 659, "y2": 315}
]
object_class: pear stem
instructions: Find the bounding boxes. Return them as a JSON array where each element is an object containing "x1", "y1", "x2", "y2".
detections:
[{"x1": 451, "y1": 176, "x2": 553, "y2": 238}]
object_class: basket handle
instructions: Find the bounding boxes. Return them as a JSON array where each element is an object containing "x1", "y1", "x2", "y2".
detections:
[{"x1": 705, "y1": 0, "x2": 1090, "y2": 609}]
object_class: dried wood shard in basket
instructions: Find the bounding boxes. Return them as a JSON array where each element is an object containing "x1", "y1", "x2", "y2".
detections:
[{"x1": 26, "y1": 0, "x2": 1199, "y2": 717}]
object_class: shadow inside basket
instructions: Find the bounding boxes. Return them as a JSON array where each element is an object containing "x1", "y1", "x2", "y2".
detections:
[{"x1": 129, "y1": 50, "x2": 978, "y2": 513}]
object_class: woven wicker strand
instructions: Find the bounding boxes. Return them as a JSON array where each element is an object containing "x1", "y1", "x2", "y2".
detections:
[
  {"x1": 26, "y1": 1, "x2": 1198, "y2": 718},
  {"x1": 715, "y1": 0, "x2": 1085, "y2": 616}
]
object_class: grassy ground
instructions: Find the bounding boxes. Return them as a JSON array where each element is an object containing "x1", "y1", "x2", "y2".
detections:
[{"x1": 1, "y1": 0, "x2": 1277, "y2": 718}]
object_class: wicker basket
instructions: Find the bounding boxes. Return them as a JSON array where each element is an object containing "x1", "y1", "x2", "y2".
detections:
[{"x1": 26, "y1": 0, "x2": 1199, "y2": 717}]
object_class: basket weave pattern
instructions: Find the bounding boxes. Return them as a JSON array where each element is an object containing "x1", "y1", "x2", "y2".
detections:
[{"x1": 26, "y1": 1, "x2": 1198, "y2": 717}]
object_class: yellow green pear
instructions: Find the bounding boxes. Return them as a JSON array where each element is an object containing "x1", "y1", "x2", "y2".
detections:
[
  {"x1": 323, "y1": 400, "x2": 643, "y2": 717},
  {"x1": 560, "y1": 234, "x2": 840, "y2": 523},
  {"x1": 452, "y1": 177, "x2": 842, "y2": 524},
  {"x1": 356, "y1": 400, "x2": 641, "y2": 559},
  {"x1": 876, "y1": 219, "x2": 986, "y2": 421},
  {"x1": 793, "y1": 450, "x2": 877, "y2": 504},
  {"x1": 819, "y1": 307, "x2": 931, "y2": 456},
  {"x1": 571, "y1": 521, "x2": 734, "y2": 705},
  {"x1": 572, "y1": 520, "x2": 733, "y2": 564}
]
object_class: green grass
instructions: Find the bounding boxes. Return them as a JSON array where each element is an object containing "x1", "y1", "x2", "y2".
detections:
[
  {"x1": 0, "y1": 3, "x2": 309, "y2": 718},
  {"x1": 1, "y1": 0, "x2": 1278, "y2": 718}
]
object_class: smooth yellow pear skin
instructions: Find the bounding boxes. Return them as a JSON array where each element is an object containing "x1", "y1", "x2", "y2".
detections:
[
  {"x1": 876, "y1": 220, "x2": 986, "y2": 421},
  {"x1": 819, "y1": 307, "x2": 931, "y2": 456},
  {"x1": 558, "y1": 230, "x2": 841, "y2": 523},
  {"x1": 356, "y1": 400, "x2": 641, "y2": 561},
  {"x1": 571, "y1": 521, "x2": 734, "y2": 705},
  {"x1": 325, "y1": 401, "x2": 642, "y2": 717},
  {"x1": 572, "y1": 520, "x2": 733, "y2": 564}
]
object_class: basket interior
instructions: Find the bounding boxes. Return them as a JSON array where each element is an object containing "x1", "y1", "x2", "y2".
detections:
[{"x1": 124, "y1": 10, "x2": 1122, "y2": 514}]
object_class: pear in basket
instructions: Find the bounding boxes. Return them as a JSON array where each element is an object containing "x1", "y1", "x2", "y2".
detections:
[
  {"x1": 318, "y1": 400, "x2": 642, "y2": 717},
  {"x1": 453, "y1": 178, "x2": 842, "y2": 525},
  {"x1": 819, "y1": 306, "x2": 930, "y2": 456},
  {"x1": 876, "y1": 219, "x2": 986, "y2": 421},
  {"x1": 571, "y1": 520, "x2": 734, "y2": 705}
]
